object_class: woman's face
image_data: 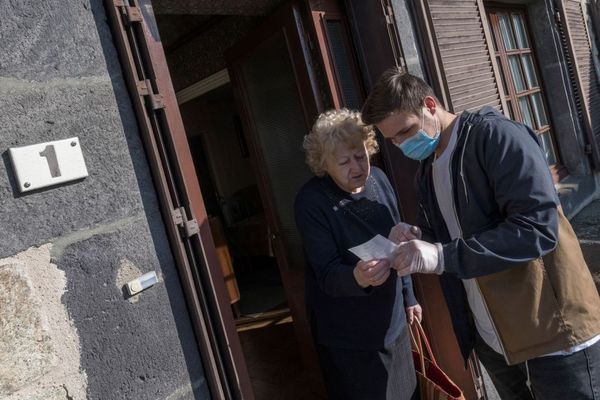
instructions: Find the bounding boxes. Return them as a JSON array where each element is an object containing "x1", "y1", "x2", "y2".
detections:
[{"x1": 324, "y1": 142, "x2": 370, "y2": 193}]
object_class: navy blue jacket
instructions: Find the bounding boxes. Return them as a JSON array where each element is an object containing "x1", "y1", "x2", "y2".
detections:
[
  {"x1": 416, "y1": 107, "x2": 559, "y2": 360},
  {"x1": 295, "y1": 167, "x2": 416, "y2": 350}
]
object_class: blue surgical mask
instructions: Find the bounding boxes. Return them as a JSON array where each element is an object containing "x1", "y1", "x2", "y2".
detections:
[{"x1": 396, "y1": 111, "x2": 440, "y2": 160}]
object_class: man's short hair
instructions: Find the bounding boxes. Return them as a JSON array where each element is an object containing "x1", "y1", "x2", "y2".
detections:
[{"x1": 362, "y1": 68, "x2": 439, "y2": 125}]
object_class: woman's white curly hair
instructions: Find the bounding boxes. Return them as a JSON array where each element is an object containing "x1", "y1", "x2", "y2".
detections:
[{"x1": 303, "y1": 108, "x2": 378, "y2": 177}]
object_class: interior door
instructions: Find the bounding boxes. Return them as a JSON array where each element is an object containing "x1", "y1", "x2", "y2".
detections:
[{"x1": 225, "y1": 1, "x2": 326, "y2": 392}]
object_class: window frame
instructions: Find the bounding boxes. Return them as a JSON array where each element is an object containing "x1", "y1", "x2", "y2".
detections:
[{"x1": 486, "y1": 4, "x2": 567, "y2": 181}]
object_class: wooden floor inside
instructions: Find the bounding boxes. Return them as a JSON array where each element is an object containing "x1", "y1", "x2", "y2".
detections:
[{"x1": 238, "y1": 319, "x2": 326, "y2": 400}]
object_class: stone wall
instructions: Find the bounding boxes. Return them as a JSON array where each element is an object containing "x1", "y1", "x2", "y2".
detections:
[
  {"x1": 0, "y1": 1, "x2": 209, "y2": 399},
  {"x1": 571, "y1": 198, "x2": 600, "y2": 291}
]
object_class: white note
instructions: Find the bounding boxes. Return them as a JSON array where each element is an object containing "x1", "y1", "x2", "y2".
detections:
[{"x1": 349, "y1": 234, "x2": 399, "y2": 262}]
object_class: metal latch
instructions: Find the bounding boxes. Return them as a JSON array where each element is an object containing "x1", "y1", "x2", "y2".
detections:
[
  {"x1": 384, "y1": 5, "x2": 394, "y2": 24},
  {"x1": 137, "y1": 79, "x2": 165, "y2": 110},
  {"x1": 172, "y1": 207, "x2": 199, "y2": 238},
  {"x1": 114, "y1": 1, "x2": 143, "y2": 25}
]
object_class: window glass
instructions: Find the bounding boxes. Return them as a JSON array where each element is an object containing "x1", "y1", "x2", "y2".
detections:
[
  {"x1": 506, "y1": 99, "x2": 514, "y2": 120},
  {"x1": 519, "y1": 96, "x2": 535, "y2": 129},
  {"x1": 531, "y1": 93, "x2": 548, "y2": 127},
  {"x1": 512, "y1": 14, "x2": 529, "y2": 49},
  {"x1": 499, "y1": 14, "x2": 517, "y2": 50},
  {"x1": 539, "y1": 132, "x2": 558, "y2": 165},
  {"x1": 509, "y1": 56, "x2": 526, "y2": 92},
  {"x1": 522, "y1": 54, "x2": 539, "y2": 89}
]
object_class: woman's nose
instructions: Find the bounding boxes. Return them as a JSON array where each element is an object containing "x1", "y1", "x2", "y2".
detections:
[{"x1": 350, "y1": 158, "x2": 364, "y2": 171}]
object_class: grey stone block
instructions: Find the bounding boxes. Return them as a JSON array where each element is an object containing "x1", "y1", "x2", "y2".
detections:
[
  {"x1": 0, "y1": 0, "x2": 115, "y2": 80},
  {"x1": 571, "y1": 199, "x2": 600, "y2": 291},
  {"x1": 57, "y1": 219, "x2": 210, "y2": 400},
  {"x1": 0, "y1": 79, "x2": 159, "y2": 258}
]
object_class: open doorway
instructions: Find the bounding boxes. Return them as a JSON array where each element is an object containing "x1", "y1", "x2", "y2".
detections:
[
  {"x1": 151, "y1": 0, "x2": 359, "y2": 397},
  {"x1": 176, "y1": 77, "x2": 318, "y2": 399},
  {"x1": 154, "y1": 2, "x2": 326, "y2": 395},
  {"x1": 179, "y1": 82, "x2": 287, "y2": 322}
]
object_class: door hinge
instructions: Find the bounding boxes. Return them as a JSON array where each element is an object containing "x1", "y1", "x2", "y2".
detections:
[
  {"x1": 474, "y1": 375, "x2": 485, "y2": 399},
  {"x1": 137, "y1": 79, "x2": 165, "y2": 110},
  {"x1": 172, "y1": 207, "x2": 199, "y2": 238},
  {"x1": 385, "y1": 5, "x2": 395, "y2": 24},
  {"x1": 114, "y1": 1, "x2": 143, "y2": 25}
]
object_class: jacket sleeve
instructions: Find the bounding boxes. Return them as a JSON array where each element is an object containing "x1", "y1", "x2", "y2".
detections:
[
  {"x1": 401, "y1": 275, "x2": 418, "y2": 307},
  {"x1": 442, "y1": 119, "x2": 559, "y2": 279},
  {"x1": 294, "y1": 189, "x2": 372, "y2": 297}
]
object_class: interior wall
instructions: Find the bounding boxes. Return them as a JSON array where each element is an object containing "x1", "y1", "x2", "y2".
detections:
[{"x1": 179, "y1": 86, "x2": 256, "y2": 201}]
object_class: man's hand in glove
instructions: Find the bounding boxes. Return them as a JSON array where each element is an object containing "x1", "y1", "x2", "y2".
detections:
[{"x1": 393, "y1": 240, "x2": 444, "y2": 277}]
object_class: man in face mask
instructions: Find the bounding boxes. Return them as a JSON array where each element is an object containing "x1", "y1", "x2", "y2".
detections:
[{"x1": 362, "y1": 68, "x2": 600, "y2": 400}]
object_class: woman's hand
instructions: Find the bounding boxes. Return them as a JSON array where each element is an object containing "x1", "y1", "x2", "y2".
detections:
[
  {"x1": 406, "y1": 304, "x2": 423, "y2": 324},
  {"x1": 353, "y1": 259, "x2": 391, "y2": 288}
]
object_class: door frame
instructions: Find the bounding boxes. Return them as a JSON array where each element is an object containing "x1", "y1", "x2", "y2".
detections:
[{"x1": 104, "y1": 1, "x2": 253, "y2": 398}]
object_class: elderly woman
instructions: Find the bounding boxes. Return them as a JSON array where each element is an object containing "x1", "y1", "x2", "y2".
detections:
[{"x1": 294, "y1": 109, "x2": 420, "y2": 400}]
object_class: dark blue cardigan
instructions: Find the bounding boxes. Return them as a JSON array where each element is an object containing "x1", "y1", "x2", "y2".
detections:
[{"x1": 294, "y1": 167, "x2": 416, "y2": 350}]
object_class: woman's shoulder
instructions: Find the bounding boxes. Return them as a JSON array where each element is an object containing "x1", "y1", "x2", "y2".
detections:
[{"x1": 295, "y1": 176, "x2": 327, "y2": 208}]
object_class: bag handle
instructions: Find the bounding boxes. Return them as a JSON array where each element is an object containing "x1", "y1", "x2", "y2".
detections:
[
  {"x1": 409, "y1": 321, "x2": 426, "y2": 375},
  {"x1": 410, "y1": 320, "x2": 438, "y2": 367}
]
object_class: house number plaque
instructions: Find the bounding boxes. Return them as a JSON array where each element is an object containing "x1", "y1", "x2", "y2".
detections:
[{"x1": 9, "y1": 137, "x2": 89, "y2": 193}]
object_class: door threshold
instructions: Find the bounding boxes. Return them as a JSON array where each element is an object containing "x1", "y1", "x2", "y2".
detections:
[{"x1": 235, "y1": 307, "x2": 292, "y2": 331}]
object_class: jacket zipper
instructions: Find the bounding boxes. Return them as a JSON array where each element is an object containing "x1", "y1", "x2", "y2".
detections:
[
  {"x1": 449, "y1": 121, "x2": 468, "y2": 237},
  {"x1": 419, "y1": 202, "x2": 432, "y2": 229},
  {"x1": 454, "y1": 116, "x2": 509, "y2": 362},
  {"x1": 459, "y1": 124, "x2": 473, "y2": 204}
]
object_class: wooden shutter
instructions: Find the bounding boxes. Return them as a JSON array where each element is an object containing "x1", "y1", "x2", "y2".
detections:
[
  {"x1": 417, "y1": 0, "x2": 505, "y2": 113},
  {"x1": 557, "y1": 0, "x2": 600, "y2": 166}
]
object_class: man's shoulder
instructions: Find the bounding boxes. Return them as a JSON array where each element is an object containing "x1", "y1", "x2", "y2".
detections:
[{"x1": 466, "y1": 107, "x2": 537, "y2": 145}]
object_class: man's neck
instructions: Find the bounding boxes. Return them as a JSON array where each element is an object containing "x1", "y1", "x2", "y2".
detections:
[{"x1": 435, "y1": 111, "x2": 458, "y2": 157}]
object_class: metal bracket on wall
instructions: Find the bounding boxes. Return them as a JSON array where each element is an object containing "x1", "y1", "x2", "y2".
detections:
[
  {"x1": 381, "y1": 0, "x2": 407, "y2": 70},
  {"x1": 113, "y1": 1, "x2": 143, "y2": 24},
  {"x1": 137, "y1": 80, "x2": 165, "y2": 110},
  {"x1": 172, "y1": 207, "x2": 200, "y2": 238}
]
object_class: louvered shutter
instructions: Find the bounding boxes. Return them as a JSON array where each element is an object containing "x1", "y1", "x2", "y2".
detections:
[
  {"x1": 557, "y1": 0, "x2": 600, "y2": 166},
  {"x1": 423, "y1": 0, "x2": 503, "y2": 113}
]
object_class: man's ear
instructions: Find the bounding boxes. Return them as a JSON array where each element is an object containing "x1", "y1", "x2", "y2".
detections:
[{"x1": 423, "y1": 96, "x2": 437, "y2": 114}]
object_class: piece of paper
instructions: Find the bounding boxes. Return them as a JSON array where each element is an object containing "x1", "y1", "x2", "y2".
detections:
[{"x1": 349, "y1": 234, "x2": 399, "y2": 262}]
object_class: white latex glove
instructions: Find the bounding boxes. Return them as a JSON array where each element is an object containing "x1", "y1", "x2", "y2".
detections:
[
  {"x1": 389, "y1": 222, "x2": 421, "y2": 244},
  {"x1": 393, "y1": 240, "x2": 443, "y2": 277}
]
